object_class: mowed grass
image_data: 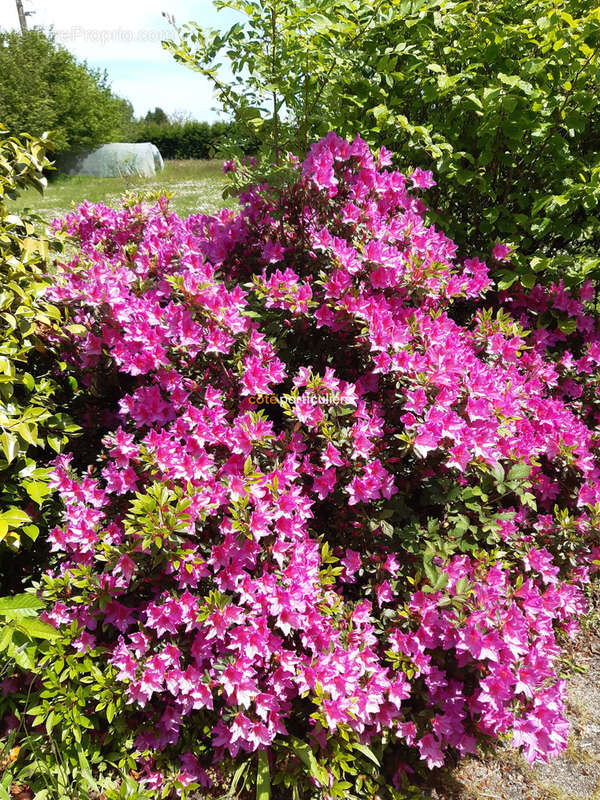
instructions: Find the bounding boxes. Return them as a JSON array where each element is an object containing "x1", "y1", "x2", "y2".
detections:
[{"x1": 9, "y1": 159, "x2": 232, "y2": 223}]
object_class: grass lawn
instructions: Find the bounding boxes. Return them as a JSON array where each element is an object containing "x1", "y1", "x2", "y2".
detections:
[{"x1": 8, "y1": 159, "x2": 232, "y2": 222}]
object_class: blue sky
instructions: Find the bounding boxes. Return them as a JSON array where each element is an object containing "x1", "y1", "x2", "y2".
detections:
[{"x1": 0, "y1": 0, "x2": 242, "y2": 121}]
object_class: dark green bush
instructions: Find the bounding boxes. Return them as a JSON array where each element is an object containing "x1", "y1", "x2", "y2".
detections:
[{"x1": 131, "y1": 120, "x2": 258, "y2": 159}]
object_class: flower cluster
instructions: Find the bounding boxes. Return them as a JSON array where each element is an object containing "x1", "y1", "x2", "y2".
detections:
[{"x1": 39, "y1": 133, "x2": 600, "y2": 797}]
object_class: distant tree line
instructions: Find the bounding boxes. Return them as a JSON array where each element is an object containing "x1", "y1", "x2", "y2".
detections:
[{"x1": 130, "y1": 112, "x2": 258, "y2": 160}]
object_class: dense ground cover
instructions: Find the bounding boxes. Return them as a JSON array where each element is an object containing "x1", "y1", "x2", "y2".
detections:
[
  {"x1": 7, "y1": 160, "x2": 232, "y2": 222},
  {"x1": 0, "y1": 132, "x2": 597, "y2": 800}
]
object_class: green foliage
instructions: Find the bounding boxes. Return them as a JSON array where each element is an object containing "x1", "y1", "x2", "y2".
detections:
[
  {"x1": 0, "y1": 593, "x2": 59, "y2": 672},
  {"x1": 349, "y1": 0, "x2": 600, "y2": 287},
  {"x1": 0, "y1": 131, "x2": 84, "y2": 796},
  {"x1": 165, "y1": 0, "x2": 600, "y2": 285},
  {"x1": 0, "y1": 126, "x2": 78, "y2": 582},
  {"x1": 0, "y1": 618, "x2": 141, "y2": 800},
  {"x1": 256, "y1": 749, "x2": 270, "y2": 800},
  {"x1": 131, "y1": 119, "x2": 246, "y2": 160},
  {"x1": 0, "y1": 128, "x2": 90, "y2": 800},
  {"x1": 114, "y1": 97, "x2": 138, "y2": 143},
  {"x1": 0, "y1": 29, "x2": 133, "y2": 154},
  {"x1": 163, "y1": 0, "x2": 387, "y2": 162}
]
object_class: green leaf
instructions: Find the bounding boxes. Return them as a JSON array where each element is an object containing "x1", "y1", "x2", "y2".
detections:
[
  {"x1": 289, "y1": 738, "x2": 328, "y2": 786},
  {"x1": 0, "y1": 432, "x2": 18, "y2": 464},
  {"x1": 9, "y1": 640, "x2": 36, "y2": 670},
  {"x1": 422, "y1": 560, "x2": 436, "y2": 582},
  {"x1": 46, "y1": 710, "x2": 55, "y2": 735},
  {"x1": 22, "y1": 524, "x2": 39, "y2": 541},
  {"x1": 0, "y1": 507, "x2": 30, "y2": 527},
  {"x1": 65, "y1": 323, "x2": 88, "y2": 336},
  {"x1": 15, "y1": 422, "x2": 39, "y2": 446},
  {"x1": 229, "y1": 759, "x2": 250, "y2": 796},
  {"x1": 432, "y1": 571, "x2": 449, "y2": 592},
  {"x1": 370, "y1": 105, "x2": 390, "y2": 125},
  {"x1": 497, "y1": 72, "x2": 520, "y2": 88},
  {"x1": 256, "y1": 750, "x2": 270, "y2": 800},
  {"x1": 497, "y1": 271, "x2": 518, "y2": 290},
  {"x1": 520, "y1": 272, "x2": 536, "y2": 289},
  {"x1": 557, "y1": 317, "x2": 577, "y2": 335},
  {"x1": 507, "y1": 463, "x2": 531, "y2": 481},
  {"x1": 24, "y1": 480, "x2": 51, "y2": 505},
  {"x1": 47, "y1": 434, "x2": 64, "y2": 453},
  {"x1": 353, "y1": 742, "x2": 380, "y2": 767},
  {"x1": 0, "y1": 625, "x2": 13, "y2": 651},
  {"x1": 13, "y1": 615, "x2": 59, "y2": 640},
  {"x1": 0, "y1": 593, "x2": 44, "y2": 617},
  {"x1": 520, "y1": 491, "x2": 537, "y2": 510},
  {"x1": 78, "y1": 747, "x2": 100, "y2": 792},
  {"x1": 490, "y1": 464, "x2": 505, "y2": 483},
  {"x1": 465, "y1": 92, "x2": 483, "y2": 110}
]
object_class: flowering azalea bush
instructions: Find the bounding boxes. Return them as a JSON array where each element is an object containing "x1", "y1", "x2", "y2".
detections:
[{"x1": 19, "y1": 133, "x2": 600, "y2": 798}]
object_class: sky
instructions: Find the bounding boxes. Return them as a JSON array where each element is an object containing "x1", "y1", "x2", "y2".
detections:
[{"x1": 0, "y1": 0, "x2": 242, "y2": 121}]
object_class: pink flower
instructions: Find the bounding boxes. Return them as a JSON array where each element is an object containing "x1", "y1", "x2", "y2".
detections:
[
  {"x1": 72, "y1": 632, "x2": 96, "y2": 652},
  {"x1": 312, "y1": 467, "x2": 337, "y2": 499},
  {"x1": 418, "y1": 734, "x2": 445, "y2": 768},
  {"x1": 377, "y1": 145, "x2": 393, "y2": 167},
  {"x1": 410, "y1": 168, "x2": 436, "y2": 189},
  {"x1": 522, "y1": 547, "x2": 559, "y2": 585},
  {"x1": 376, "y1": 580, "x2": 393, "y2": 606},
  {"x1": 492, "y1": 242, "x2": 512, "y2": 260},
  {"x1": 262, "y1": 240, "x2": 285, "y2": 263},
  {"x1": 340, "y1": 549, "x2": 361, "y2": 582}
]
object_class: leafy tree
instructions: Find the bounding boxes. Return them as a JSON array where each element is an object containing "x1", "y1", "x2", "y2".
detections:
[
  {"x1": 164, "y1": 0, "x2": 600, "y2": 287},
  {"x1": 341, "y1": 0, "x2": 600, "y2": 288},
  {"x1": 163, "y1": 1, "x2": 389, "y2": 163},
  {"x1": 114, "y1": 96, "x2": 137, "y2": 141},
  {"x1": 144, "y1": 106, "x2": 170, "y2": 126},
  {"x1": 0, "y1": 29, "x2": 133, "y2": 153}
]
